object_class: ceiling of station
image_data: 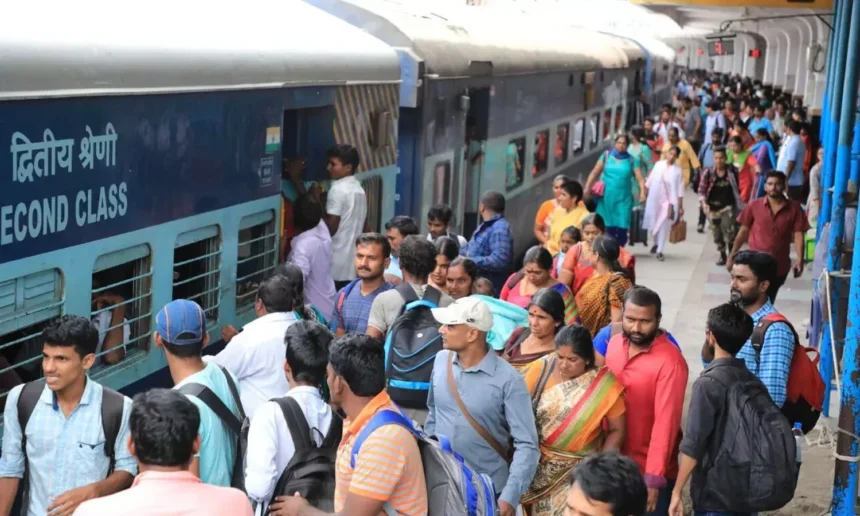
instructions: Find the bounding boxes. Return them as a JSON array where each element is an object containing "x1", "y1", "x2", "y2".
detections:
[{"x1": 636, "y1": 4, "x2": 831, "y2": 34}]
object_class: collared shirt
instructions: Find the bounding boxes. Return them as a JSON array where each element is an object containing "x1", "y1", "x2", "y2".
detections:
[
  {"x1": 704, "y1": 112, "x2": 726, "y2": 144},
  {"x1": 0, "y1": 380, "x2": 136, "y2": 516},
  {"x1": 327, "y1": 175, "x2": 368, "y2": 282},
  {"x1": 245, "y1": 386, "x2": 334, "y2": 509},
  {"x1": 73, "y1": 470, "x2": 253, "y2": 516},
  {"x1": 425, "y1": 349, "x2": 539, "y2": 507},
  {"x1": 777, "y1": 134, "x2": 806, "y2": 187},
  {"x1": 288, "y1": 220, "x2": 337, "y2": 321},
  {"x1": 737, "y1": 198, "x2": 810, "y2": 277},
  {"x1": 330, "y1": 280, "x2": 394, "y2": 334},
  {"x1": 684, "y1": 109, "x2": 702, "y2": 141},
  {"x1": 209, "y1": 312, "x2": 297, "y2": 419},
  {"x1": 605, "y1": 333, "x2": 688, "y2": 489},
  {"x1": 462, "y1": 214, "x2": 513, "y2": 290},
  {"x1": 335, "y1": 391, "x2": 427, "y2": 515},
  {"x1": 735, "y1": 301, "x2": 795, "y2": 407}
]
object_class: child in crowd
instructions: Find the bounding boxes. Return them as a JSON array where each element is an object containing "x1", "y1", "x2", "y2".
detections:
[
  {"x1": 472, "y1": 277, "x2": 496, "y2": 297},
  {"x1": 552, "y1": 226, "x2": 582, "y2": 279}
]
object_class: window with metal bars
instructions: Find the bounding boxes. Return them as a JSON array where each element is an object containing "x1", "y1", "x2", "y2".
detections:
[
  {"x1": 236, "y1": 211, "x2": 277, "y2": 315},
  {"x1": 90, "y1": 244, "x2": 153, "y2": 368},
  {"x1": 173, "y1": 226, "x2": 222, "y2": 330},
  {"x1": 361, "y1": 176, "x2": 383, "y2": 233}
]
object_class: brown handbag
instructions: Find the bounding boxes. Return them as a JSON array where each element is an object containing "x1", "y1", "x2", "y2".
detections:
[
  {"x1": 446, "y1": 353, "x2": 512, "y2": 464},
  {"x1": 669, "y1": 219, "x2": 687, "y2": 243}
]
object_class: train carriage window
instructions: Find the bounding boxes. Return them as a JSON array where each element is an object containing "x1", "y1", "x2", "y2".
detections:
[
  {"x1": 555, "y1": 124, "x2": 570, "y2": 167},
  {"x1": 173, "y1": 226, "x2": 222, "y2": 330},
  {"x1": 532, "y1": 129, "x2": 549, "y2": 177},
  {"x1": 433, "y1": 161, "x2": 452, "y2": 206},
  {"x1": 505, "y1": 138, "x2": 526, "y2": 191},
  {"x1": 361, "y1": 176, "x2": 383, "y2": 233},
  {"x1": 91, "y1": 244, "x2": 153, "y2": 368},
  {"x1": 588, "y1": 114, "x2": 600, "y2": 150},
  {"x1": 236, "y1": 211, "x2": 277, "y2": 315},
  {"x1": 615, "y1": 104, "x2": 626, "y2": 137},
  {"x1": 572, "y1": 119, "x2": 585, "y2": 157},
  {"x1": 0, "y1": 269, "x2": 64, "y2": 411},
  {"x1": 603, "y1": 109, "x2": 613, "y2": 141}
]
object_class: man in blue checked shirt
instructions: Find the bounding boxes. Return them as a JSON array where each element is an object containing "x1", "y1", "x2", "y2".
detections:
[
  {"x1": 462, "y1": 191, "x2": 514, "y2": 293},
  {"x1": 702, "y1": 250, "x2": 794, "y2": 407},
  {"x1": 0, "y1": 316, "x2": 136, "y2": 516}
]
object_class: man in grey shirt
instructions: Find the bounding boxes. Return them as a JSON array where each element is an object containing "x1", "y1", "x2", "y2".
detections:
[
  {"x1": 426, "y1": 297, "x2": 539, "y2": 516},
  {"x1": 683, "y1": 97, "x2": 702, "y2": 154}
]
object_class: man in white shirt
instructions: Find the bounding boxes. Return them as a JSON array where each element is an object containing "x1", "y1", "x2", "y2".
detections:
[
  {"x1": 654, "y1": 107, "x2": 685, "y2": 146},
  {"x1": 245, "y1": 320, "x2": 337, "y2": 513},
  {"x1": 323, "y1": 145, "x2": 370, "y2": 290},
  {"x1": 210, "y1": 275, "x2": 298, "y2": 418}
]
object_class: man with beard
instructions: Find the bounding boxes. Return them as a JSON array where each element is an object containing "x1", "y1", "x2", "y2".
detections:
[
  {"x1": 330, "y1": 233, "x2": 394, "y2": 336},
  {"x1": 727, "y1": 171, "x2": 809, "y2": 303},
  {"x1": 604, "y1": 287, "x2": 688, "y2": 516}
]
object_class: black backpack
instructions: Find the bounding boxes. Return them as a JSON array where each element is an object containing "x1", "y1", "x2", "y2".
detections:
[
  {"x1": 178, "y1": 365, "x2": 249, "y2": 492},
  {"x1": 384, "y1": 284, "x2": 443, "y2": 409},
  {"x1": 703, "y1": 374, "x2": 798, "y2": 513},
  {"x1": 269, "y1": 397, "x2": 343, "y2": 510}
]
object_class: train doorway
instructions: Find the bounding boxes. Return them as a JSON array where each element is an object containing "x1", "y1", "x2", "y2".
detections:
[{"x1": 460, "y1": 87, "x2": 490, "y2": 239}]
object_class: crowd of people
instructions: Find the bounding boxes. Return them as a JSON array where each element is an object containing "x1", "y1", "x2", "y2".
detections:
[{"x1": 0, "y1": 71, "x2": 822, "y2": 516}]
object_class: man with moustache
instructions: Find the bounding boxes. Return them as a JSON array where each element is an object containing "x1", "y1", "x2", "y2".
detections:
[
  {"x1": 604, "y1": 287, "x2": 688, "y2": 516},
  {"x1": 330, "y1": 233, "x2": 394, "y2": 336}
]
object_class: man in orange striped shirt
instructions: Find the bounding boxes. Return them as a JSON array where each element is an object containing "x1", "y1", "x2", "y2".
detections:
[{"x1": 269, "y1": 334, "x2": 427, "y2": 516}]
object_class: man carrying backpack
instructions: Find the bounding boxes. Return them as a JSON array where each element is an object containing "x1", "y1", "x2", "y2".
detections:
[
  {"x1": 245, "y1": 321, "x2": 340, "y2": 512},
  {"x1": 672, "y1": 303, "x2": 798, "y2": 516}
]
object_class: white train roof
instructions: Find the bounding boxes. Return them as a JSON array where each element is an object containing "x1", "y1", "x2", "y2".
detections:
[{"x1": 0, "y1": 0, "x2": 401, "y2": 100}]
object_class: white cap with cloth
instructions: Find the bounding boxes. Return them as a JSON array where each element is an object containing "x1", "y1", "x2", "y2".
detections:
[{"x1": 431, "y1": 297, "x2": 494, "y2": 332}]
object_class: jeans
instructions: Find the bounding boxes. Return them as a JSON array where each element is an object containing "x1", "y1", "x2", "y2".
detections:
[{"x1": 646, "y1": 480, "x2": 675, "y2": 516}]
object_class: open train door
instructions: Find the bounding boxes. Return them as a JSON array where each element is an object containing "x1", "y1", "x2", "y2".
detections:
[{"x1": 460, "y1": 87, "x2": 490, "y2": 240}]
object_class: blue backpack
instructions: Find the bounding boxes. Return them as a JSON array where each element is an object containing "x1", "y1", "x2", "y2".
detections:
[{"x1": 351, "y1": 408, "x2": 498, "y2": 516}]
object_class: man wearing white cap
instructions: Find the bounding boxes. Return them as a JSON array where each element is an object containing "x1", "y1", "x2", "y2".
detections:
[{"x1": 424, "y1": 297, "x2": 539, "y2": 516}]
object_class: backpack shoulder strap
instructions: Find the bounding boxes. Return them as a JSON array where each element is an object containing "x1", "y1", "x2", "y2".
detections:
[
  {"x1": 422, "y1": 286, "x2": 442, "y2": 308},
  {"x1": 17, "y1": 380, "x2": 45, "y2": 440},
  {"x1": 276, "y1": 397, "x2": 313, "y2": 451},
  {"x1": 507, "y1": 271, "x2": 525, "y2": 291},
  {"x1": 750, "y1": 312, "x2": 797, "y2": 365},
  {"x1": 177, "y1": 383, "x2": 242, "y2": 435},
  {"x1": 350, "y1": 410, "x2": 414, "y2": 469},
  {"x1": 395, "y1": 283, "x2": 419, "y2": 305},
  {"x1": 322, "y1": 413, "x2": 344, "y2": 449},
  {"x1": 338, "y1": 279, "x2": 361, "y2": 314},
  {"x1": 217, "y1": 365, "x2": 246, "y2": 421},
  {"x1": 100, "y1": 387, "x2": 126, "y2": 475}
]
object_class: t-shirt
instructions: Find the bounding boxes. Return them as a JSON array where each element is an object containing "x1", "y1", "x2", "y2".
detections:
[
  {"x1": 707, "y1": 173, "x2": 735, "y2": 210},
  {"x1": 91, "y1": 310, "x2": 130, "y2": 356},
  {"x1": 327, "y1": 176, "x2": 368, "y2": 282},
  {"x1": 684, "y1": 109, "x2": 702, "y2": 141},
  {"x1": 174, "y1": 363, "x2": 241, "y2": 487},
  {"x1": 367, "y1": 284, "x2": 453, "y2": 335},
  {"x1": 776, "y1": 135, "x2": 806, "y2": 187}
]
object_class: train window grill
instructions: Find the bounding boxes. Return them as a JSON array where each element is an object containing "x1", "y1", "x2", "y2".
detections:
[
  {"x1": 505, "y1": 137, "x2": 526, "y2": 191},
  {"x1": 90, "y1": 244, "x2": 153, "y2": 368},
  {"x1": 572, "y1": 119, "x2": 585, "y2": 157},
  {"x1": 432, "y1": 161, "x2": 453, "y2": 207},
  {"x1": 603, "y1": 109, "x2": 613, "y2": 141},
  {"x1": 236, "y1": 211, "x2": 277, "y2": 315},
  {"x1": 616, "y1": 104, "x2": 626, "y2": 137},
  {"x1": 361, "y1": 176, "x2": 383, "y2": 233},
  {"x1": 588, "y1": 114, "x2": 600, "y2": 150},
  {"x1": 555, "y1": 123, "x2": 570, "y2": 166},
  {"x1": 532, "y1": 129, "x2": 549, "y2": 177},
  {"x1": 173, "y1": 227, "x2": 222, "y2": 330}
]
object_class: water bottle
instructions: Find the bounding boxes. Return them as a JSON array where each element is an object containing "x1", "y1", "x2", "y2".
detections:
[{"x1": 792, "y1": 422, "x2": 804, "y2": 465}]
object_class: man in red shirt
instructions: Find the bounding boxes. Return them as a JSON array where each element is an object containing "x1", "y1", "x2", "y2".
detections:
[
  {"x1": 605, "y1": 286, "x2": 688, "y2": 516},
  {"x1": 727, "y1": 170, "x2": 809, "y2": 302}
]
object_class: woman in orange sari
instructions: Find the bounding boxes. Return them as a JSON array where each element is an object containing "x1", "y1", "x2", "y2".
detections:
[
  {"x1": 574, "y1": 236, "x2": 633, "y2": 336},
  {"x1": 520, "y1": 325, "x2": 625, "y2": 516},
  {"x1": 558, "y1": 213, "x2": 635, "y2": 294}
]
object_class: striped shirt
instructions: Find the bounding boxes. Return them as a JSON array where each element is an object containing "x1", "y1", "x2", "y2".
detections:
[{"x1": 334, "y1": 391, "x2": 427, "y2": 515}]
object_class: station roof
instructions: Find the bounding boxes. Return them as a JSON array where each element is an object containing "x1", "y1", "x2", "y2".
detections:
[{"x1": 630, "y1": 1, "x2": 831, "y2": 33}]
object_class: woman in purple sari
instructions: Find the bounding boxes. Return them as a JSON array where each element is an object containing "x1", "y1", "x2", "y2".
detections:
[{"x1": 750, "y1": 128, "x2": 777, "y2": 199}]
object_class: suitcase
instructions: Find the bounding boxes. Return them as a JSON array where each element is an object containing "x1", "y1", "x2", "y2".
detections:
[{"x1": 629, "y1": 206, "x2": 648, "y2": 246}]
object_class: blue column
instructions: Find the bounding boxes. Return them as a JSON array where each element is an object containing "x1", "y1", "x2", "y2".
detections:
[
  {"x1": 820, "y1": 0, "x2": 846, "y2": 234},
  {"x1": 831, "y1": 0, "x2": 860, "y2": 512}
]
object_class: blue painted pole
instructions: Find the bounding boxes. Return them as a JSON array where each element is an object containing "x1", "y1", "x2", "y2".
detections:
[
  {"x1": 831, "y1": 0, "x2": 860, "y2": 512},
  {"x1": 819, "y1": 0, "x2": 844, "y2": 234}
]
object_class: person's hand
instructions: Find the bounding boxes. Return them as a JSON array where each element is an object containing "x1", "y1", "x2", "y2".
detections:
[
  {"x1": 48, "y1": 485, "x2": 99, "y2": 516},
  {"x1": 702, "y1": 203, "x2": 710, "y2": 216},
  {"x1": 498, "y1": 501, "x2": 516, "y2": 516},
  {"x1": 669, "y1": 490, "x2": 684, "y2": 516},
  {"x1": 268, "y1": 493, "x2": 309, "y2": 515},
  {"x1": 679, "y1": 206, "x2": 685, "y2": 219},
  {"x1": 793, "y1": 260, "x2": 804, "y2": 278},
  {"x1": 667, "y1": 206, "x2": 675, "y2": 221},
  {"x1": 285, "y1": 158, "x2": 306, "y2": 181},
  {"x1": 726, "y1": 254, "x2": 734, "y2": 273},
  {"x1": 221, "y1": 325, "x2": 239, "y2": 344},
  {"x1": 647, "y1": 487, "x2": 660, "y2": 513}
]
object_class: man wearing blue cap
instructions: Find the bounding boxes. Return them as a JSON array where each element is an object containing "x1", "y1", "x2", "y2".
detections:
[{"x1": 155, "y1": 300, "x2": 243, "y2": 488}]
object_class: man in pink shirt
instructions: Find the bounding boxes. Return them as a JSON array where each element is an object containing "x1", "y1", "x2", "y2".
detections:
[
  {"x1": 604, "y1": 287, "x2": 688, "y2": 516},
  {"x1": 73, "y1": 389, "x2": 252, "y2": 516}
]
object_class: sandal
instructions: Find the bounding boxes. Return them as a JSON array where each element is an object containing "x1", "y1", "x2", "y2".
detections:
[{"x1": 656, "y1": 253, "x2": 665, "y2": 261}]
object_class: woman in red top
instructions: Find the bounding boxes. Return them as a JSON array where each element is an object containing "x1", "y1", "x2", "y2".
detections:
[
  {"x1": 558, "y1": 213, "x2": 635, "y2": 294},
  {"x1": 500, "y1": 246, "x2": 578, "y2": 325}
]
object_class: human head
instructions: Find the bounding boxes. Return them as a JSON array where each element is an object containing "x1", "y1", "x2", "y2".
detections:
[
  {"x1": 660, "y1": 108, "x2": 671, "y2": 123},
  {"x1": 327, "y1": 334, "x2": 385, "y2": 411},
  {"x1": 558, "y1": 181, "x2": 584, "y2": 210},
  {"x1": 554, "y1": 325, "x2": 596, "y2": 381},
  {"x1": 552, "y1": 175, "x2": 572, "y2": 202},
  {"x1": 730, "y1": 135, "x2": 744, "y2": 153},
  {"x1": 326, "y1": 144, "x2": 360, "y2": 179},
  {"x1": 522, "y1": 246, "x2": 555, "y2": 287},
  {"x1": 433, "y1": 297, "x2": 494, "y2": 353},
  {"x1": 284, "y1": 320, "x2": 331, "y2": 388},
  {"x1": 754, "y1": 105, "x2": 765, "y2": 119},
  {"x1": 754, "y1": 128, "x2": 769, "y2": 142},
  {"x1": 705, "y1": 303, "x2": 754, "y2": 357},
  {"x1": 528, "y1": 288, "x2": 566, "y2": 339},
  {"x1": 129, "y1": 389, "x2": 200, "y2": 469},
  {"x1": 707, "y1": 100, "x2": 720, "y2": 114},
  {"x1": 629, "y1": 125, "x2": 645, "y2": 144},
  {"x1": 730, "y1": 250, "x2": 776, "y2": 306},
  {"x1": 666, "y1": 145, "x2": 681, "y2": 164},
  {"x1": 398, "y1": 235, "x2": 437, "y2": 283},
  {"x1": 566, "y1": 452, "x2": 648, "y2": 516},
  {"x1": 427, "y1": 204, "x2": 455, "y2": 239},
  {"x1": 622, "y1": 286, "x2": 662, "y2": 348},
  {"x1": 560, "y1": 226, "x2": 582, "y2": 254},
  {"x1": 786, "y1": 119, "x2": 801, "y2": 135},
  {"x1": 447, "y1": 257, "x2": 478, "y2": 300},
  {"x1": 713, "y1": 146, "x2": 727, "y2": 168},
  {"x1": 776, "y1": 101, "x2": 787, "y2": 116},
  {"x1": 155, "y1": 300, "x2": 209, "y2": 359},
  {"x1": 385, "y1": 215, "x2": 420, "y2": 258},
  {"x1": 764, "y1": 170, "x2": 787, "y2": 199},
  {"x1": 643, "y1": 119, "x2": 653, "y2": 132},
  {"x1": 668, "y1": 127, "x2": 680, "y2": 144},
  {"x1": 255, "y1": 274, "x2": 294, "y2": 316},
  {"x1": 580, "y1": 213, "x2": 606, "y2": 245},
  {"x1": 614, "y1": 135, "x2": 629, "y2": 154},
  {"x1": 817, "y1": 146, "x2": 825, "y2": 162},
  {"x1": 682, "y1": 97, "x2": 693, "y2": 109},
  {"x1": 472, "y1": 278, "x2": 495, "y2": 297},
  {"x1": 591, "y1": 235, "x2": 623, "y2": 274},
  {"x1": 479, "y1": 191, "x2": 506, "y2": 220},
  {"x1": 41, "y1": 315, "x2": 99, "y2": 393},
  {"x1": 710, "y1": 127, "x2": 724, "y2": 145},
  {"x1": 294, "y1": 194, "x2": 323, "y2": 233},
  {"x1": 354, "y1": 232, "x2": 391, "y2": 281},
  {"x1": 431, "y1": 237, "x2": 460, "y2": 288}
]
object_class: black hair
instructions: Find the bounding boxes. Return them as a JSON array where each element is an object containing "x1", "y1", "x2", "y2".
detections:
[
  {"x1": 162, "y1": 340, "x2": 203, "y2": 359},
  {"x1": 561, "y1": 226, "x2": 582, "y2": 243},
  {"x1": 668, "y1": 127, "x2": 680, "y2": 138},
  {"x1": 328, "y1": 333, "x2": 385, "y2": 397},
  {"x1": 523, "y1": 245, "x2": 554, "y2": 271},
  {"x1": 285, "y1": 320, "x2": 332, "y2": 386},
  {"x1": 529, "y1": 288, "x2": 566, "y2": 330},
  {"x1": 708, "y1": 100, "x2": 722, "y2": 111},
  {"x1": 569, "y1": 452, "x2": 648, "y2": 516},
  {"x1": 754, "y1": 128, "x2": 771, "y2": 140},
  {"x1": 786, "y1": 119, "x2": 802, "y2": 134},
  {"x1": 554, "y1": 325, "x2": 596, "y2": 367},
  {"x1": 294, "y1": 194, "x2": 323, "y2": 233},
  {"x1": 615, "y1": 134, "x2": 630, "y2": 146},
  {"x1": 435, "y1": 236, "x2": 460, "y2": 261},
  {"x1": 384, "y1": 215, "x2": 420, "y2": 238},
  {"x1": 765, "y1": 170, "x2": 787, "y2": 184},
  {"x1": 593, "y1": 236, "x2": 625, "y2": 275},
  {"x1": 399, "y1": 235, "x2": 437, "y2": 280},
  {"x1": 450, "y1": 257, "x2": 478, "y2": 280},
  {"x1": 707, "y1": 303, "x2": 754, "y2": 356},
  {"x1": 257, "y1": 274, "x2": 295, "y2": 313},
  {"x1": 130, "y1": 389, "x2": 200, "y2": 467},
  {"x1": 560, "y1": 180, "x2": 584, "y2": 203},
  {"x1": 730, "y1": 135, "x2": 744, "y2": 147},
  {"x1": 712, "y1": 126, "x2": 725, "y2": 138},
  {"x1": 273, "y1": 263, "x2": 312, "y2": 320},
  {"x1": 480, "y1": 191, "x2": 506, "y2": 214},
  {"x1": 355, "y1": 232, "x2": 391, "y2": 258},
  {"x1": 713, "y1": 145, "x2": 728, "y2": 156},
  {"x1": 732, "y1": 249, "x2": 777, "y2": 285},
  {"x1": 427, "y1": 204, "x2": 454, "y2": 225},
  {"x1": 580, "y1": 213, "x2": 606, "y2": 234},
  {"x1": 623, "y1": 285, "x2": 663, "y2": 319},
  {"x1": 667, "y1": 145, "x2": 681, "y2": 157},
  {"x1": 42, "y1": 315, "x2": 99, "y2": 358},
  {"x1": 630, "y1": 125, "x2": 645, "y2": 142},
  {"x1": 326, "y1": 144, "x2": 360, "y2": 173}
]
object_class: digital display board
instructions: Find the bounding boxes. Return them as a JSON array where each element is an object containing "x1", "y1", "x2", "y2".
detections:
[{"x1": 708, "y1": 40, "x2": 735, "y2": 57}]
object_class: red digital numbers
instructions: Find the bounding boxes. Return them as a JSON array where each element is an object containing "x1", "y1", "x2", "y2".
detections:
[{"x1": 749, "y1": 48, "x2": 762, "y2": 59}]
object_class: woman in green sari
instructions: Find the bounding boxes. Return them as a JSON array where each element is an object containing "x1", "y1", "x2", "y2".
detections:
[
  {"x1": 628, "y1": 126, "x2": 654, "y2": 204},
  {"x1": 520, "y1": 325, "x2": 625, "y2": 516}
]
